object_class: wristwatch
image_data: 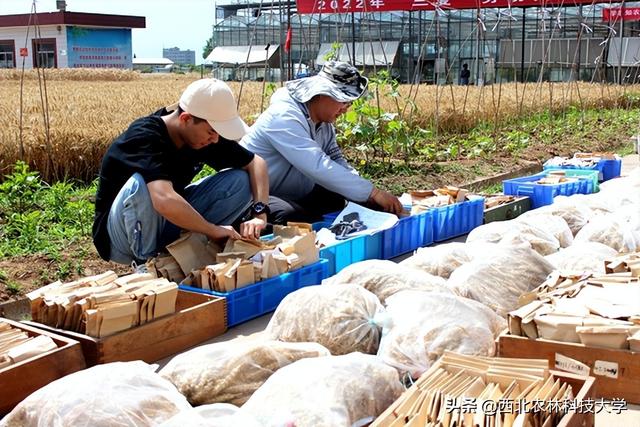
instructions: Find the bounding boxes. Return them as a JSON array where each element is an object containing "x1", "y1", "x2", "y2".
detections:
[{"x1": 251, "y1": 202, "x2": 270, "y2": 217}]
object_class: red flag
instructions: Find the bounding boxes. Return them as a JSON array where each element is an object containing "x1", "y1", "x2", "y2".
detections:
[{"x1": 284, "y1": 26, "x2": 292, "y2": 53}]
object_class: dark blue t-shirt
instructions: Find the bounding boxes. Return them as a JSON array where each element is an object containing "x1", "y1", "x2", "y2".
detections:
[{"x1": 92, "y1": 108, "x2": 254, "y2": 260}]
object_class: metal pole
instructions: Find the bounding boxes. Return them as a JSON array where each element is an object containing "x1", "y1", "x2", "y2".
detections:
[
  {"x1": 287, "y1": 1, "x2": 293, "y2": 80},
  {"x1": 575, "y1": 5, "x2": 582, "y2": 81},
  {"x1": 351, "y1": 10, "x2": 356, "y2": 65},
  {"x1": 520, "y1": 7, "x2": 526, "y2": 83},
  {"x1": 279, "y1": 4, "x2": 284, "y2": 83},
  {"x1": 409, "y1": 11, "x2": 413, "y2": 83},
  {"x1": 618, "y1": 0, "x2": 625, "y2": 84},
  {"x1": 475, "y1": 8, "x2": 481, "y2": 85}
]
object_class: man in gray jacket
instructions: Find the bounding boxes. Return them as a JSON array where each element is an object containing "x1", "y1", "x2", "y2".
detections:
[{"x1": 241, "y1": 61, "x2": 403, "y2": 224}]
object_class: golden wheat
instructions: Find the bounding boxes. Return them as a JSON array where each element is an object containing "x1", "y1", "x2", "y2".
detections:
[{"x1": 0, "y1": 70, "x2": 637, "y2": 182}]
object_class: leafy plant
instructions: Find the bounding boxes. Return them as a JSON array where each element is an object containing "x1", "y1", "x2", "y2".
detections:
[{"x1": 5, "y1": 281, "x2": 22, "y2": 296}]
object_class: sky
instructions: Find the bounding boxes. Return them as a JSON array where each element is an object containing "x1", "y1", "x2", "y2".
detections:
[{"x1": 4, "y1": 0, "x2": 216, "y2": 63}]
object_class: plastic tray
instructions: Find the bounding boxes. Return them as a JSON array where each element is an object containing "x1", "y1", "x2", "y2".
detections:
[
  {"x1": 179, "y1": 259, "x2": 329, "y2": 327},
  {"x1": 380, "y1": 210, "x2": 434, "y2": 259},
  {"x1": 543, "y1": 158, "x2": 622, "y2": 182},
  {"x1": 503, "y1": 172, "x2": 592, "y2": 209},
  {"x1": 431, "y1": 196, "x2": 485, "y2": 242},
  {"x1": 313, "y1": 222, "x2": 382, "y2": 276}
]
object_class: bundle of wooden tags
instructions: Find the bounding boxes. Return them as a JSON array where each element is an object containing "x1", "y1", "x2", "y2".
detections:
[
  {"x1": 157, "y1": 223, "x2": 319, "y2": 293},
  {"x1": 28, "y1": 271, "x2": 178, "y2": 338},
  {"x1": 405, "y1": 186, "x2": 471, "y2": 215},
  {"x1": 509, "y1": 257, "x2": 640, "y2": 350},
  {"x1": 0, "y1": 320, "x2": 57, "y2": 368},
  {"x1": 536, "y1": 172, "x2": 577, "y2": 185},
  {"x1": 372, "y1": 351, "x2": 572, "y2": 427}
]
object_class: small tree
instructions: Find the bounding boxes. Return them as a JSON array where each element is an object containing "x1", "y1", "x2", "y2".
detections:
[{"x1": 203, "y1": 37, "x2": 213, "y2": 59}]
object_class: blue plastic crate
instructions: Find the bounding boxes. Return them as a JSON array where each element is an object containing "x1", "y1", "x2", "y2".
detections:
[
  {"x1": 380, "y1": 210, "x2": 434, "y2": 259},
  {"x1": 543, "y1": 158, "x2": 622, "y2": 182},
  {"x1": 322, "y1": 211, "x2": 340, "y2": 223},
  {"x1": 432, "y1": 196, "x2": 485, "y2": 242},
  {"x1": 179, "y1": 259, "x2": 329, "y2": 327},
  {"x1": 503, "y1": 172, "x2": 592, "y2": 209},
  {"x1": 312, "y1": 222, "x2": 382, "y2": 275},
  {"x1": 599, "y1": 158, "x2": 622, "y2": 181}
]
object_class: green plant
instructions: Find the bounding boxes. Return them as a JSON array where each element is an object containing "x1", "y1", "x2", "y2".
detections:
[
  {"x1": 0, "y1": 161, "x2": 43, "y2": 213},
  {"x1": 5, "y1": 281, "x2": 22, "y2": 296},
  {"x1": 323, "y1": 42, "x2": 343, "y2": 61},
  {"x1": 337, "y1": 70, "x2": 426, "y2": 167},
  {"x1": 0, "y1": 162, "x2": 96, "y2": 258}
]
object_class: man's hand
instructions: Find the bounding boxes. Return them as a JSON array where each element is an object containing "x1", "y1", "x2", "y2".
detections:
[
  {"x1": 369, "y1": 188, "x2": 404, "y2": 215},
  {"x1": 209, "y1": 225, "x2": 242, "y2": 241},
  {"x1": 240, "y1": 216, "x2": 267, "y2": 239}
]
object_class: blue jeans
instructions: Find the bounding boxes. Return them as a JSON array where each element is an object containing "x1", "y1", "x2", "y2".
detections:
[{"x1": 107, "y1": 170, "x2": 252, "y2": 264}]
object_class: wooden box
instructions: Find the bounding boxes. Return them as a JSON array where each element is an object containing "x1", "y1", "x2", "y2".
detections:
[
  {"x1": 0, "y1": 318, "x2": 86, "y2": 415},
  {"x1": 553, "y1": 370, "x2": 596, "y2": 427},
  {"x1": 499, "y1": 332, "x2": 640, "y2": 404},
  {"x1": 25, "y1": 290, "x2": 226, "y2": 367}
]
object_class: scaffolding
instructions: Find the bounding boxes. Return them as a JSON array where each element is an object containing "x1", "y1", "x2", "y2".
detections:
[{"x1": 210, "y1": 0, "x2": 640, "y2": 84}]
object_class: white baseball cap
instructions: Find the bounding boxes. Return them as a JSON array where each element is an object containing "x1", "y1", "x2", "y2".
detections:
[{"x1": 167, "y1": 78, "x2": 249, "y2": 141}]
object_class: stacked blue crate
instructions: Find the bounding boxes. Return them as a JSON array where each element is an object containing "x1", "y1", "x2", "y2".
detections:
[{"x1": 179, "y1": 259, "x2": 329, "y2": 327}]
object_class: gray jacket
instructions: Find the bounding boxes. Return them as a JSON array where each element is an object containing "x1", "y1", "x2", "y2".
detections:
[{"x1": 240, "y1": 87, "x2": 373, "y2": 202}]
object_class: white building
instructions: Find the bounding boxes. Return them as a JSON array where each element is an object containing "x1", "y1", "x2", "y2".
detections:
[{"x1": 0, "y1": 11, "x2": 145, "y2": 69}]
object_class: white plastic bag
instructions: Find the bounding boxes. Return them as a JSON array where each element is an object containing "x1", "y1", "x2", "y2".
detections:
[
  {"x1": 377, "y1": 291, "x2": 506, "y2": 378},
  {"x1": 466, "y1": 220, "x2": 560, "y2": 256},
  {"x1": 323, "y1": 259, "x2": 451, "y2": 304},
  {"x1": 399, "y1": 242, "x2": 473, "y2": 279},
  {"x1": 522, "y1": 196, "x2": 594, "y2": 235},
  {"x1": 159, "y1": 404, "x2": 261, "y2": 427},
  {"x1": 447, "y1": 244, "x2": 555, "y2": 317},
  {"x1": 266, "y1": 284, "x2": 384, "y2": 355},
  {"x1": 545, "y1": 242, "x2": 618, "y2": 274},
  {"x1": 1, "y1": 361, "x2": 190, "y2": 427},
  {"x1": 242, "y1": 353, "x2": 403, "y2": 427},
  {"x1": 516, "y1": 214, "x2": 573, "y2": 248},
  {"x1": 574, "y1": 214, "x2": 640, "y2": 253},
  {"x1": 160, "y1": 337, "x2": 330, "y2": 406}
]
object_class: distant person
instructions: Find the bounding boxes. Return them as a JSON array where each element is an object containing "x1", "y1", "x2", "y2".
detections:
[
  {"x1": 241, "y1": 61, "x2": 403, "y2": 224},
  {"x1": 459, "y1": 63, "x2": 471, "y2": 85},
  {"x1": 93, "y1": 78, "x2": 270, "y2": 265}
]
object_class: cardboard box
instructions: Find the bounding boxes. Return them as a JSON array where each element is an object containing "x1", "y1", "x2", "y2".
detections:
[
  {"x1": 0, "y1": 318, "x2": 86, "y2": 415},
  {"x1": 498, "y1": 331, "x2": 640, "y2": 404},
  {"x1": 25, "y1": 290, "x2": 226, "y2": 366}
]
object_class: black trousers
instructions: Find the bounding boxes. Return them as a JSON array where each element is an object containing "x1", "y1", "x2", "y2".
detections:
[{"x1": 268, "y1": 185, "x2": 347, "y2": 225}]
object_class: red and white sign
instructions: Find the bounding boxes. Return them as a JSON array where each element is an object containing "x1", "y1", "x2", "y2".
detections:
[
  {"x1": 19, "y1": 47, "x2": 28, "y2": 57},
  {"x1": 602, "y1": 7, "x2": 640, "y2": 21},
  {"x1": 297, "y1": 0, "x2": 599, "y2": 13}
]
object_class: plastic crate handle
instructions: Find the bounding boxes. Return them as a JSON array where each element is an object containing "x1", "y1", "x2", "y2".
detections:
[{"x1": 515, "y1": 187, "x2": 535, "y2": 196}]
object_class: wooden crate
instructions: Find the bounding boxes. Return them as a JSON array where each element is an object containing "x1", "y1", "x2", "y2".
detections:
[
  {"x1": 553, "y1": 370, "x2": 596, "y2": 427},
  {"x1": 373, "y1": 363, "x2": 594, "y2": 427},
  {"x1": 0, "y1": 318, "x2": 86, "y2": 415},
  {"x1": 499, "y1": 332, "x2": 640, "y2": 404},
  {"x1": 25, "y1": 290, "x2": 226, "y2": 366}
]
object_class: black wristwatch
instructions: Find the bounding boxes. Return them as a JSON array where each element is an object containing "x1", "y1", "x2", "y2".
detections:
[{"x1": 251, "y1": 202, "x2": 270, "y2": 217}]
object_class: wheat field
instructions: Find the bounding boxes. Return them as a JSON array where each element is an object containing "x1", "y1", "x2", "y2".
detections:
[{"x1": 0, "y1": 69, "x2": 638, "y2": 182}]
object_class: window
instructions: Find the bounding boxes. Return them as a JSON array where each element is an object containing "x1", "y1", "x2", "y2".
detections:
[
  {"x1": 0, "y1": 40, "x2": 15, "y2": 68},
  {"x1": 32, "y1": 38, "x2": 57, "y2": 68}
]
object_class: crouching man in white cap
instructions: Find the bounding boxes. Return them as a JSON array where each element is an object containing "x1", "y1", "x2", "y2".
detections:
[
  {"x1": 241, "y1": 61, "x2": 402, "y2": 224},
  {"x1": 93, "y1": 78, "x2": 269, "y2": 265}
]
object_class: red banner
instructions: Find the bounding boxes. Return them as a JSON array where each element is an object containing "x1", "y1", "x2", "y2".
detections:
[
  {"x1": 603, "y1": 7, "x2": 640, "y2": 21},
  {"x1": 297, "y1": 0, "x2": 600, "y2": 13},
  {"x1": 19, "y1": 47, "x2": 28, "y2": 57}
]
